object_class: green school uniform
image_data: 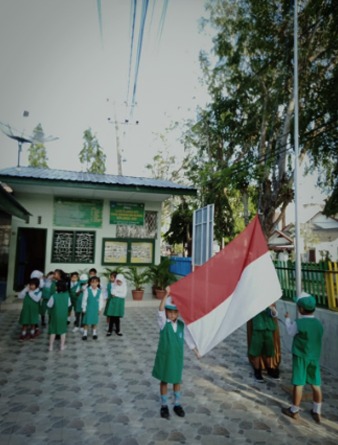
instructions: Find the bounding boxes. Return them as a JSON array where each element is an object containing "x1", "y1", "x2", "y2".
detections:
[
  {"x1": 291, "y1": 317, "x2": 323, "y2": 386},
  {"x1": 152, "y1": 319, "x2": 185, "y2": 384},
  {"x1": 69, "y1": 281, "x2": 81, "y2": 310},
  {"x1": 75, "y1": 285, "x2": 86, "y2": 314},
  {"x1": 104, "y1": 282, "x2": 125, "y2": 318},
  {"x1": 19, "y1": 290, "x2": 41, "y2": 325},
  {"x1": 40, "y1": 281, "x2": 53, "y2": 316},
  {"x1": 48, "y1": 291, "x2": 70, "y2": 335},
  {"x1": 293, "y1": 318, "x2": 323, "y2": 360},
  {"x1": 103, "y1": 282, "x2": 114, "y2": 316},
  {"x1": 249, "y1": 308, "x2": 276, "y2": 357},
  {"x1": 82, "y1": 287, "x2": 101, "y2": 325}
]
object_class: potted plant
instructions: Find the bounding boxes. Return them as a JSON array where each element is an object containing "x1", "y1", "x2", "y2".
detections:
[
  {"x1": 149, "y1": 257, "x2": 177, "y2": 299},
  {"x1": 124, "y1": 266, "x2": 151, "y2": 300}
]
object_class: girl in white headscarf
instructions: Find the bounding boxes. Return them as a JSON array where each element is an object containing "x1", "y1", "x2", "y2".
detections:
[{"x1": 106, "y1": 273, "x2": 127, "y2": 336}]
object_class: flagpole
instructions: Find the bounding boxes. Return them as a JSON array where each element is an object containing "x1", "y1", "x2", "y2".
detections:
[{"x1": 294, "y1": 0, "x2": 302, "y2": 297}]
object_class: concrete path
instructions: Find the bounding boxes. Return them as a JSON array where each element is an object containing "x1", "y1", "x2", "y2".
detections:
[{"x1": 0, "y1": 300, "x2": 337, "y2": 445}]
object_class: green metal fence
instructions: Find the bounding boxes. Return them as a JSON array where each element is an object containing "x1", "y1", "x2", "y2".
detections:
[{"x1": 273, "y1": 261, "x2": 338, "y2": 310}]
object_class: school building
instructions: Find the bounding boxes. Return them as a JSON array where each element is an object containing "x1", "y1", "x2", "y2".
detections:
[{"x1": 0, "y1": 166, "x2": 196, "y2": 299}]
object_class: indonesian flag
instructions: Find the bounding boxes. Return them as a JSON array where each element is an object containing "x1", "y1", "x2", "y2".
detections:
[{"x1": 170, "y1": 215, "x2": 282, "y2": 357}]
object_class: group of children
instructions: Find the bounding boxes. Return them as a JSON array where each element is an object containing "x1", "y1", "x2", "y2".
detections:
[
  {"x1": 151, "y1": 288, "x2": 324, "y2": 423},
  {"x1": 18, "y1": 272, "x2": 324, "y2": 423},
  {"x1": 18, "y1": 268, "x2": 127, "y2": 351}
]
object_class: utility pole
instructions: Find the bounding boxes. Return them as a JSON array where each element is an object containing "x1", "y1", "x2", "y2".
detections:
[{"x1": 113, "y1": 106, "x2": 123, "y2": 176}]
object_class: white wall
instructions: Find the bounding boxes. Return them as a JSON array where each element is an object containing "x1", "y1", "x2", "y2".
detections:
[{"x1": 7, "y1": 193, "x2": 162, "y2": 297}]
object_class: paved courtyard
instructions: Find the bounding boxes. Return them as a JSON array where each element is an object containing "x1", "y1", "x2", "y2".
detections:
[{"x1": 0, "y1": 300, "x2": 337, "y2": 445}]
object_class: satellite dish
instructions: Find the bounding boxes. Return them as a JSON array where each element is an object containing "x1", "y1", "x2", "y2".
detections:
[{"x1": 0, "y1": 121, "x2": 59, "y2": 167}]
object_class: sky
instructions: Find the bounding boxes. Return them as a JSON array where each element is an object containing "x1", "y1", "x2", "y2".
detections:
[
  {"x1": 0, "y1": 0, "x2": 326, "y2": 220},
  {"x1": 0, "y1": 0, "x2": 211, "y2": 177}
]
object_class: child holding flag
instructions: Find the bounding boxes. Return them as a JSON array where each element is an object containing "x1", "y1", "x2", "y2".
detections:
[
  {"x1": 152, "y1": 287, "x2": 199, "y2": 419},
  {"x1": 248, "y1": 304, "x2": 280, "y2": 382},
  {"x1": 281, "y1": 292, "x2": 324, "y2": 423}
]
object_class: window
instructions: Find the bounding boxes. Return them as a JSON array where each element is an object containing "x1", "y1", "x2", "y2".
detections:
[
  {"x1": 52, "y1": 231, "x2": 95, "y2": 263},
  {"x1": 116, "y1": 211, "x2": 158, "y2": 239}
]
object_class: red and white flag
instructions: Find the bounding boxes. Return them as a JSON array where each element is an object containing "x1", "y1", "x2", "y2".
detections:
[{"x1": 170, "y1": 215, "x2": 282, "y2": 357}]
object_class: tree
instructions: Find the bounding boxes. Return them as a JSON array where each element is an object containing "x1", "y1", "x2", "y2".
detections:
[
  {"x1": 183, "y1": 0, "x2": 338, "y2": 238},
  {"x1": 28, "y1": 123, "x2": 49, "y2": 168},
  {"x1": 163, "y1": 199, "x2": 193, "y2": 256},
  {"x1": 79, "y1": 128, "x2": 106, "y2": 174},
  {"x1": 145, "y1": 130, "x2": 196, "y2": 254}
]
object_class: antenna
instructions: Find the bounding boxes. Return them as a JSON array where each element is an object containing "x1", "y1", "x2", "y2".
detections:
[{"x1": 0, "y1": 121, "x2": 59, "y2": 167}]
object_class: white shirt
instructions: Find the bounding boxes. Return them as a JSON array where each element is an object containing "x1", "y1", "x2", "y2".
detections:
[
  {"x1": 47, "y1": 295, "x2": 71, "y2": 308},
  {"x1": 157, "y1": 310, "x2": 196, "y2": 350},
  {"x1": 18, "y1": 287, "x2": 42, "y2": 303},
  {"x1": 82, "y1": 287, "x2": 104, "y2": 312},
  {"x1": 285, "y1": 314, "x2": 315, "y2": 337}
]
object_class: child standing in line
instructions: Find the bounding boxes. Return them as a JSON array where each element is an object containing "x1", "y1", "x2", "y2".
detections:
[
  {"x1": 47, "y1": 280, "x2": 71, "y2": 351},
  {"x1": 105, "y1": 273, "x2": 127, "y2": 337},
  {"x1": 152, "y1": 287, "x2": 200, "y2": 419},
  {"x1": 89, "y1": 268, "x2": 97, "y2": 278},
  {"x1": 18, "y1": 277, "x2": 42, "y2": 341},
  {"x1": 81, "y1": 275, "x2": 104, "y2": 340},
  {"x1": 103, "y1": 271, "x2": 117, "y2": 331},
  {"x1": 73, "y1": 273, "x2": 88, "y2": 333},
  {"x1": 40, "y1": 271, "x2": 54, "y2": 327},
  {"x1": 281, "y1": 292, "x2": 324, "y2": 423},
  {"x1": 248, "y1": 304, "x2": 280, "y2": 382},
  {"x1": 68, "y1": 272, "x2": 80, "y2": 326}
]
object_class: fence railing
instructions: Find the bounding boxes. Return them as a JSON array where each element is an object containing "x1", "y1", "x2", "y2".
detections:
[
  {"x1": 273, "y1": 261, "x2": 338, "y2": 311},
  {"x1": 169, "y1": 256, "x2": 338, "y2": 312}
]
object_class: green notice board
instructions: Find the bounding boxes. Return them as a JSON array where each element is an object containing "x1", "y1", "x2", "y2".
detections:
[
  {"x1": 110, "y1": 202, "x2": 144, "y2": 225},
  {"x1": 54, "y1": 197, "x2": 103, "y2": 228}
]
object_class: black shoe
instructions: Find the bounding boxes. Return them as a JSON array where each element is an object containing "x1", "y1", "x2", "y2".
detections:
[
  {"x1": 254, "y1": 369, "x2": 264, "y2": 383},
  {"x1": 173, "y1": 405, "x2": 185, "y2": 417},
  {"x1": 281, "y1": 406, "x2": 299, "y2": 420},
  {"x1": 310, "y1": 409, "x2": 321, "y2": 424},
  {"x1": 106, "y1": 332, "x2": 112, "y2": 337},
  {"x1": 93, "y1": 335, "x2": 98, "y2": 340},
  {"x1": 116, "y1": 332, "x2": 123, "y2": 336},
  {"x1": 82, "y1": 335, "x2": 87, "y2": 341},
  {"x1": 267, "y1": 367, "x2": 280, "y2": 380},
  {"x1": 160, "y1": 405, "x2": 170, "y2": 419}
]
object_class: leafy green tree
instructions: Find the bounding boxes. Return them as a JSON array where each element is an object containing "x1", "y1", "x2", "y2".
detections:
[
  {"x1": 184, "y1": 0, "x2": 338, "y2": 237},
  {"x1": 145, "y1": 130, "x2": 196, "y2": 254},
  {"x1": 79, "y1": 128, "x2": 106, "y2": 174},
  {"x1": 163, "y1": 199, "x2": 193, "y2": 255},
  {"x1": 28, "y1": 123, "x2": 49, "y2": 168}
]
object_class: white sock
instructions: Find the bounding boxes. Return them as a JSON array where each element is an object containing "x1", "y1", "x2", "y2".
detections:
[
  {"x1": 30, "y1": 329, "x2": 35, "y2": 335},
  {"x1": 290, "y1": 405, "x2": 300, "y2": 413},
  {"x1": 313, "y1": 402, "x2": 321, "y2": 414},
  {"x1": 93, "y1": 329, "x2": 97, "y2": 335},
  {"x1": 83, "y1": 329, "x2": 87, "y2": 336},
  {"x1": 22, "y1": 330, "x2": 26, "y2": 336}
]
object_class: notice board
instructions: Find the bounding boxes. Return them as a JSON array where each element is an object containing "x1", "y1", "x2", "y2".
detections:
[
  {"x1": 54, "y1": 197, "x2": 103, "y2": 228},
  {"x1": 110, "y1": 202, "x2": 144, "y2": 225}
]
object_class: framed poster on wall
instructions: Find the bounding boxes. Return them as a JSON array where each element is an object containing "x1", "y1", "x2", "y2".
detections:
[
  {"x1": 102, "y1": 238, "x2": 154, "y2": 266},
  {"x1": 102, "y1": 239, "x2": 128, "y2": 264}
]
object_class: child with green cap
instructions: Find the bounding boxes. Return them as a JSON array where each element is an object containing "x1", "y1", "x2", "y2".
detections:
[
  {"x1": 281, "y1": 292, "x2": 324, "y2": 423},
  {"x1": 152, "y1": 286, "x2": 200, "y2": 420}
]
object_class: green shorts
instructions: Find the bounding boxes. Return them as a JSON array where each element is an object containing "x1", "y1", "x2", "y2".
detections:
[
  {"x1": 292, "y1": 355, "x2": 321, "y2": 386},
  {"x1": 249, "y1": 330, "x2": 275, "y2": 357}
]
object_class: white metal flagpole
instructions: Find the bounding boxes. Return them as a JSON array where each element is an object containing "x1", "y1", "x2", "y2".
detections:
[{"x1": 294, "y1": 0, "x2": 302, "y2": 297}]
